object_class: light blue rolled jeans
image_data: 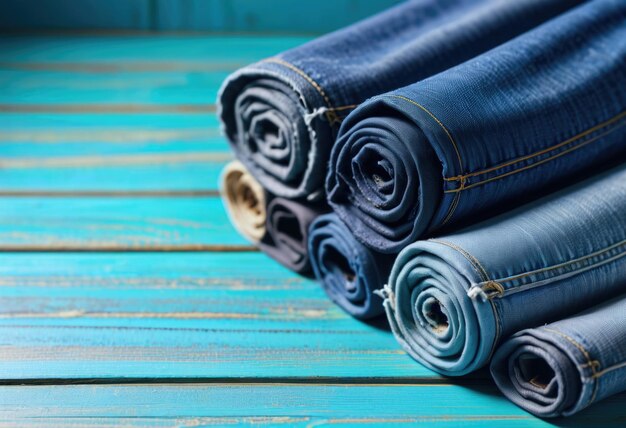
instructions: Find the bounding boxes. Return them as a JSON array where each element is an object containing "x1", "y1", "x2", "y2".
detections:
[{"x1": 382, "y1": 164, "x2": 626, "y2": 376}]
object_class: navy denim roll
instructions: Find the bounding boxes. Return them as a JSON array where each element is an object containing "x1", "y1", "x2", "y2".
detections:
[
  {"x1": 382, "y1": 164, "x2": 626, "y2": 376},
  {"x1": 259, "y1": 197, "x2": 327, "y2": 276},
  {"x1": 308, "y1": 214, "x2": 394, "y2": 319},
  {"x1": 327, "y1": 0, "x2": 626, "y2": 253},
  {"x1": 491, "y1": 294, "x2": 626, "y2": 418},
  {"x1": 219, "y1": 0, "x2": 583, "y2": 200}
]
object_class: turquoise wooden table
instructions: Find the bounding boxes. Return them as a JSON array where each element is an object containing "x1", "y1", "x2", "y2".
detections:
[{"x1": 0, "y1": 34, "x2": 623, "y2": 427}]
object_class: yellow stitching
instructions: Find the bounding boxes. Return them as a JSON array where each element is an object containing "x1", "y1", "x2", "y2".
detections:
[
  {"x1": 441, "y1": 176, "x2": 465, "y2": 225},
  {"x1": 492, "y1": 239, "x2": 626, "y2": 284},
  {"x1": 445, "y1": 110, "x2": 626, "y2": 182},
  {"x1": 429, "y1": 239, "x2": 489, "y2": 281},
  {"x1": 264, "y1": 58, "x2": 334, "y2": 108},
  {"x1": 544, "y1": 327, "x2": 599, "y2": 405},
  {"x1": 389, "y1": 95, "x2": 463, "y2": 171},
  {"x1": 388, "y1": 95, "x2": 464, "y2": 224},
  {"x1": 444, "y1": 113, "x2": 626, "y2": 193}
]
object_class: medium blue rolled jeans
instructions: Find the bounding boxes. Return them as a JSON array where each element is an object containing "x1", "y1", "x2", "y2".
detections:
[
  {"x1": 308, "y1": 214, "x2": 394, "y2": 319},
  {"x1": 491, "y1": 294, "x2": 626, "y2": 418},
  {"x1": 382, "y1": 164, "x2": 626, "y2": 376},
  {"x1": 219, "y1": 0, "x2": 583, "y2": 200},
  {"x1": 327, "y1": 0, "x2": 626, "y2": 253}
]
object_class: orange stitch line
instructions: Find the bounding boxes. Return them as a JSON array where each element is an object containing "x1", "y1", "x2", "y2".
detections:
[
  {"x1": 444, "y1": 122, "x2": 626, "y2": 193},
  {"x1": 264, "y1": 58, "x2": 334, "y2": 109},
  {"x1": 441, "y1": 176, "x2": 465, "y2": 225},
  {"x1": 389, "y1": 95, "x2": 464, "y2": 224},
  {"x1": 445, "y1": 110, "x2": 626, "y2": 183},
  {"x1": 543, "y1": 327, "x2": 599, "y2": 405},
  {"x1": 389, "y1": 95, "x2": 463, "y2": 171},
  {"x1": 492, "y1": 239, "x2": 626, "y2": 284}
]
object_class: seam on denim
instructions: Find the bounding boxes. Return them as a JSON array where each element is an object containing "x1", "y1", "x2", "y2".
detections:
[
  {"x1": 592, "y1": 360, "x2": 626, "y2": 379},
  {"x1": 543, "y1": 327, "x2": 599, "y2": 406},
  {"x1": 479, "y1": 239, "x2": 626, "y2": 296},
  {"x1": 387, "y1": 95, "x2": 464, "y2": 224},
  {"x1": 443, "y1": 112, "x2": 626, "y2": 193},
  {"x1": 263, "y1": 58, "x2": 356, "y2": 124},
  {"x1": 445, "y1": 111, "x2": 626, "y2": 182},
  {"x1": 428, "y1": 239, "x2": 502, "y2": 358},
  {"x1": 429, "y1": 239, "x2": 489, "y2": 281}
]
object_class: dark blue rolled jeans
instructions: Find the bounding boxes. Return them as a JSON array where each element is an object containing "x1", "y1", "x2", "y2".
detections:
[
  {"x1": 219, "y1": 0, "x2": 583, "y2": 200},
  {"x1": 382, "y1": 164, "x2": 626, "y2": 376},
  {"x1": 491, "y1": 294, "x2": 626, "y2": 418},
  {"x1": 308, "y1": 214, "x2": 394, "y2": 319},
  {"x1": 327, "y1": 0, "x2": 626, "y2": 253}
]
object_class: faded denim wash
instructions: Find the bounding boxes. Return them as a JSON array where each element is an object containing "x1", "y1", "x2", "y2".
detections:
[
  {"x1": 491, "y1": 294, "x2": 626, "y2": 418},
  {"x1": 308, "y1": 213, "x2": 394, "y2": 319},
  {"x1": 327, "y1": 0, "x2": 626, "y2": 253},
  {"x1": 219, "y1": 0, "x2": 583, "y2": 200},
  {"x1": 382, "y1": 164, "x2": 626, "y2": 376}
]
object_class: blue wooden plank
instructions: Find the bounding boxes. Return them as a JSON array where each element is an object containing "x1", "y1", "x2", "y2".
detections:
[
  {"x1": 0, "y1": 113, "x2": 231, "y2": 192},
  {"x1": 0, "y1": 252, "x2": 434, "y2": 379},
  {"x1": 0, "y1": 384, "x2": 623, "y2": 426},
  {"x1": 0, "y1": 35, "x2": 310, "y2": 63},
  {"x1": 0, "y1": 69, "x2": 226, "y2": 106},
  {"x1": 0, "y1": 197, "x2": 249, "y2": 249}
]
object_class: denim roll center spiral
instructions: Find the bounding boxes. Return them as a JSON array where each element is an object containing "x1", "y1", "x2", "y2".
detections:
[
  {"x1": 308, "y1": 214, "x2": 393, "y2": 319},
  {"x1": 491, "y1": 333, "x2": 581, "y2": 417},
  {"x1": 386, "y1": 244, "x2": 496, "y2": 375},
  {"x1": 259, "y1": 197, "x2": 325, "y2": 276},
  {"x1": 491, "y1": 294, "x2": 626, "y2": 418},
  {"x1": 224, "y1": 77, "x2": 323, "y2": 200},
  {"x1": 327, "y1": 115, "x2": 441, "y2": 254},
  {"x1": 220, "y1": 160, "x2": 267, "y2": 243}
]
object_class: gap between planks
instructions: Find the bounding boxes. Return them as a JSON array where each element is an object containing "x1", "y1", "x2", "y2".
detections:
[
  {"x1": 0, "y1": 104, "x2": 216, "y2": 114},
  {"x1": 0, "y1": 376, "x2": 490, "y2": 387},
  {"x1": 0, "y1": 190, "x2": 221, "y2": 197},
  {"x1": 0, "y1": 244, "x2": 258, "y2": 252}
]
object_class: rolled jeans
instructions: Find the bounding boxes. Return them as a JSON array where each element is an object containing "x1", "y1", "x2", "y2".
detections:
[
  {"x1": 327, "y1": 0, "x2": 626, "y2": 253},
  {"x1": 219, "y1": 0, "x2": 583, "y2": 200},
  {"x1": 491, "y1": 294, "x2": 626, "y2": 418},
  {"x1": 382, "y1": 164, "x2": 626, "y2": 376}
]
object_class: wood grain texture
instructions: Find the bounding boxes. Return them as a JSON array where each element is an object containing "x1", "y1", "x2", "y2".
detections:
[
  {"x1": 1, "y1": 33, "x2": 621, "y2": 427},
  {"x1": 0, "y1": 384, "x2": 624, "y2": 427},
  {"x1": 0, "y1": 197, "x2": 250, "y2": 249},
  {"x1": 0, "y1": 252, "x2": 429, "y2": 380}
]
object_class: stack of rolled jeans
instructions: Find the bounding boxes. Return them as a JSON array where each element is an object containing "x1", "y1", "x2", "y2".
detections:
[{"x1": 218, "y1": 0, "x2": 626, "y2": 417}]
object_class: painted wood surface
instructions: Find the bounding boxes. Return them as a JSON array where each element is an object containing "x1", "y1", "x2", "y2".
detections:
[
  {"x1": 1, "y1": 33, "x2": 624, "y2": 426},
  {"x1": 0, "y1": 0, "x2": 402, "y2": 34},
  {"x1": 1, "y1": 383, "x2": 624, "y2": 427}
]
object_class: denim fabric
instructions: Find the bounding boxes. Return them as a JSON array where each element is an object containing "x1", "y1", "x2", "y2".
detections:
[
  {"x1": 258, "y1": 197, "x2": 327, "y2": 276},
  {"x1": 219, "y1": 0, "x2": 583, "y2": 200},
  {"x1": 491, "y1": 294, "x2": 626, "y2": 417},
  {"x1": 327, "y1": 0, "x2": 626, "y2": 254},
  {"x1": 308, "y1": 213, "x2": 395, "y2": 319},
  {"x1": 382, "y1": 164, "x2": 626, "y2": 376},
  {"x1": 220, "y1": 160, "x2": 267, "y2": 243}
]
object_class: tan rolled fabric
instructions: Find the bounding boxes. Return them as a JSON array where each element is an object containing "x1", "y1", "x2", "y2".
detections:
[{"x1": 220, "y1": 160, "x2": 267, "y2": 243}]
